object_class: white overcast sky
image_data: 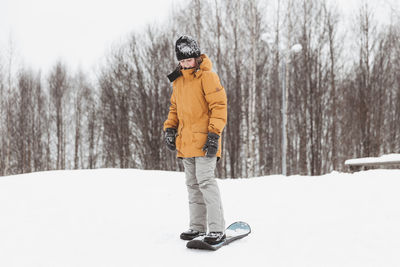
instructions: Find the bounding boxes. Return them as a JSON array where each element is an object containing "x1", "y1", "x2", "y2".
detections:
[
  {"x1": 0, "y1": 0, "x2": 179, "y2": 73},
  {"x1": 0, "y1": 0, "x2": 397, "y2": 74}
]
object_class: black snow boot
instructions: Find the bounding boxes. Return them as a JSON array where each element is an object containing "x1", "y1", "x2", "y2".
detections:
[
  {"x1": 203, "y1": 232, "x2": 226, "y2": 245},
  {"x1": 180, "y1": 229, "x2": 206, "y2": 241}
]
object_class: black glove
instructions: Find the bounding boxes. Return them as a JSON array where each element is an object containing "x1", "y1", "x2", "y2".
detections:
[
  {"x1": 202, "y1": 132, "x2": 220, "y2": 157},
  {"x1": 165, "y1": 128, "x2": 177, "y2": 151}
]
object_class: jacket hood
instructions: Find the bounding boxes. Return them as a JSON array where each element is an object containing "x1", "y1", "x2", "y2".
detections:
[
  {"x1": 199, "y1": 54, "x2": 212, "y2": 71},
  {"x1": 184, "y1": 54, "x2": 212, "y2": 80}
]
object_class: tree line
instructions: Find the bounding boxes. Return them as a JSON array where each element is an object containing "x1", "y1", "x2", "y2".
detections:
[{"x1": 1, "y1": 0, "x2": 399, "y2": 178}]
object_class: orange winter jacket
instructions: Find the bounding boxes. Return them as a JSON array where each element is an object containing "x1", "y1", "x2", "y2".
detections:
[{"x1": 163, "y1": 54, "x2": 227, "y2": 158}]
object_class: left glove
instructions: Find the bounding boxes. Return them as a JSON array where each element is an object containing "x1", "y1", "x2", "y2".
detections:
[
  {"x1": 202, "y1": 132, "x2": 220, "y2": 157},
  {"x1": 165, "y1": 128, "x2": 177, "y2": 151}
]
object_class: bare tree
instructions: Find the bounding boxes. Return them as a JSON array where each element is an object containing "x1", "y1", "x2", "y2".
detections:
[
  {"x1": 48, "y1": 61, "x2": 69, "y2": 170},
  {"x1": 16, "y1": 69, "x2": 35, "y2": 173},
  {"x1": 246, "y1": 0, "x2": 261, "y2": 177},
  {"x1": 347, "y1": 2, "x2": 378, "y2": 158},
  {"x1": 32, "y1": 71, "x2": 45, "y2": 172},
  {"x1": 0, "y1": 50, "x2": 4, "y2": 175},
  {"x1": 223, "y1": 0, "x2": 246, "y2": 178},
  {"x1": 100, "y1": 44, "x2": 133, "y2": 168},
  {"x1": 71, "y1": 70, "x2": 93, "y2": 169},
  {"x1": 3, "y1": 37, "x2": 17, "y2": 175},
  {"x1": 325, "y1": 3, "x2": 341, "y2": 171}
]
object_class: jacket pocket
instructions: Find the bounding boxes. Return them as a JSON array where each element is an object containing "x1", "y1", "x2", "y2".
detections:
[
  {"x1": 192, "y1": 132, "x2": 208, "y2": 149},
  {"x1": 191, "y1": 120, "x2": 209, "y2": 133}
]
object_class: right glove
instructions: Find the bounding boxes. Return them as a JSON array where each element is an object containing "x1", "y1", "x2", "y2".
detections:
[
  {"x1": 165, "y1": 128, "x2": 177, "y2": 151},
  {"x1": 202, "y1": 132, "x2": 220, "y2": 157}
]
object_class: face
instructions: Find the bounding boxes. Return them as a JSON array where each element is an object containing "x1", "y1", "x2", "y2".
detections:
[{"x1": 179, "y1": 58, "x2": 196, "y2": 69}]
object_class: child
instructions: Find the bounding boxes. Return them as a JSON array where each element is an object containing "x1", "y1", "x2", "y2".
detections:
[{"x1": 163, "y1": 35, "x2": 228, "y2": 245}]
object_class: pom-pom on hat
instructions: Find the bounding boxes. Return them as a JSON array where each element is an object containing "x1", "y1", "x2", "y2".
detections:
[{"x1": 175, "y1": 35, "x2": 201, "y2": 61}]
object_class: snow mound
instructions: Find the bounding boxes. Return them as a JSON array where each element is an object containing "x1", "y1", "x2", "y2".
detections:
[{"x1": 345, "y1": 153, "x2": 400, "y2": 165}]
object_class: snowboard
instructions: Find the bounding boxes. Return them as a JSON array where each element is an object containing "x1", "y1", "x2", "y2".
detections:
[{"x1": 186, "y1": 221, "x2": 251, "y2": 251}]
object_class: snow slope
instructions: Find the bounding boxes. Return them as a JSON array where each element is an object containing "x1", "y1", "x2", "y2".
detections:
[{"x1": 1, "y1": 169, "x2": 400, "y2": 267}]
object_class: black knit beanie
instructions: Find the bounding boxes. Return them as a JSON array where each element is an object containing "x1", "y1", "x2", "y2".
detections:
[{"x1": 175, "y1": 35, "x2": 201, "y2": 61}]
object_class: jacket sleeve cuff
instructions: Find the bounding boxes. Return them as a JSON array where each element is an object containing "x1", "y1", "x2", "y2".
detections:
[{"x1": 208, "y1": 132, "x2": 220, "y2": 139}]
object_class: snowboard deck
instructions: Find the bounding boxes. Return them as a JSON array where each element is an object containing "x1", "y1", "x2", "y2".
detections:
[{"x1": 186, "y1": 221, "x2": 251, "y2": 251}]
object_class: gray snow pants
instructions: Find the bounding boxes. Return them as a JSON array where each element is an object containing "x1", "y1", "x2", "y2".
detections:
[{"x1": 182, "y1": 156, "x2": 225, "y2": 233}]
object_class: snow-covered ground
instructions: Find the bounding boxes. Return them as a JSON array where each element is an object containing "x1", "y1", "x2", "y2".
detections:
[{"x1": 1, "y1": 168, "x2": 400, "y2": 267}]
